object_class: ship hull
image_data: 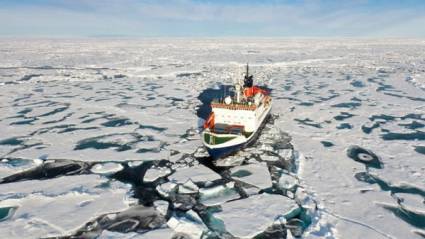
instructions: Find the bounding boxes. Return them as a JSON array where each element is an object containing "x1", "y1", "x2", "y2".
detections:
[
  {"x1": 206, "y1": 142, "x2": 245, "y2": 159},
  {"x1": 202, "y1": 85, "x2": 272, "y2": 159},
  {"x1": 203, "y1": 113, "x2": 270, "y2": 159}
]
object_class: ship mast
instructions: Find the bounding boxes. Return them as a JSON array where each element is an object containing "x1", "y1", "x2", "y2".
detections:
[
  {"x1": 244, "y1": 63, "x2": 253, "y2": 88},
  {"x1": 234, "y1": 63, "x2": 252, "y2": 103}
]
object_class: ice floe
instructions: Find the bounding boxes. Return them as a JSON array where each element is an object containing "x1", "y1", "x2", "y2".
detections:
[
  {"x1": 1, "y1": 38, "x2": 424, "y2": 238},
  {"x1": 0, "y1": 175, "x2": 131, "y2": 238},
  {"x1": 167, "y1": 210, "x2": 208, "y2": 239},
  {"x1": 230, "y1": 162, "x2": 273, "y2": 191},
  {"x1": 213, "y1": 193, "x2": 300, "y2": 238},
  {"x1": 168, "y1": 164, "x2": 221, "y2": 185},
  {"x1": 199, "y1": 182, "x2": 240, "y2": 206}
]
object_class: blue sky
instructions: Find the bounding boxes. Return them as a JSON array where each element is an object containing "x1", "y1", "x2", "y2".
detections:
[{"x1": 0, "y1": 0, "x2": 424, "y2": 37}]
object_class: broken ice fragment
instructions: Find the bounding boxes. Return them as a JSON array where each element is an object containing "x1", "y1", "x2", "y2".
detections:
[
  {"x1": 90, "y1": 162, "x2": 124, "y2": 175},
  {"x1": 0, "y1": 174, "x2": 128, "y2": 200},
  {"x1": 260, "y1": 153, "x2": 280, "y2": 162},
  {"x1": 0, "y1": 159, "x2": 92, "y2": 183},
  {"x1": 230, "y1": 162, "x2": 272, "y2": 191},
  {"x1": 169, "y1": 164, "x2": 221, "y2": 185},
  {"x1": 286, "y1": 218, "x2": 305, "y2": 237},
  {"x1": 295, "y1": 189, "x2": 317, "y2": 212},
  {"x1": 278, "y1": 149, "x2": 294, "y2": 161},
  {"x1": 214, "y1": 154, "x2": 245, "y2": 167},
  {"x1": 277, "y1": 171, "x2": 298, "y2": 192},
  {"x1": 156, "y1": 182, "x2": 177, "y2": 199},
  {"x1": 257, "y1": 220, "x2": 287, "y2": 239},
  {"x1": 143, "y1": 166, "x2": 171, "y2": 183},
  {"x1": 77, "y1": 205, "x2": 167, "y2": 237},
  {"x1": 0, "y1": 174, "x2": 133, "y2": 238},
  {"x1": 99, "y1": 227, "x2": 175, "y2": 239},
  {"x1": 193, "y1": 147, "x2": 209, "y2": 158},
  {"x1": 167, "y1": 210, "x2": 208, "y2": 239},
  {"x1": 213, "y1": 193, "x2": 300, "y2": 238},
  {"x1": 178, "y1": 179, "x2": 199, "y2": 194},
  {"x1": 199, "y1": 182, "x2": 240, "y2": 206},
  {"x1": 153, "y1": 200, "x2": 169, "y2": 217},
  {"x1": 171, "y1": 193, "x2": 198, "y2": 211}
]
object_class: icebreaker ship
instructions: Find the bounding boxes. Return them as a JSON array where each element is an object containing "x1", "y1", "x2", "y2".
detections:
[{"x1": 202, "y1": 64, "x2": 272, "y2": 159}]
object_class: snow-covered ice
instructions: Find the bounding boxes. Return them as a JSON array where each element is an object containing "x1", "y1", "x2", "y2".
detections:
[
  {"x1": 167, "y1": 210, "x2": 208, "y2": 239},
  {"x1": 143, "y1": 166, "x2": 172, "y2": 183},
  {"x1": 99, "y1": 228, "x2": 175, "y2": 239},
  {"x1": 213, "y1": 193, "x2": 300, "y2": 238},
  {"x1": 168, "y1": 164, "x2": 221, "y2": 184},
  {"x1": 0, "y1": 175, "x2": 131, "y2": 238},
  {"x1": 230, "y1": 162, "x2": 273, "y2": 190},
  {"x1": 91, "y1": 162, "x2": 124, "y2": 175},
  {"x1": 199, "y1": 182, "x2": 240, "y2": 206},
  {"x1": 0, "y1": 38, "x2": 424, "y2": 238}
]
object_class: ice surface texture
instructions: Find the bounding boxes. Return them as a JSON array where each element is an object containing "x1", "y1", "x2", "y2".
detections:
[{"x1": 0, "y1": 38, "x2": 424, "y2": 238}]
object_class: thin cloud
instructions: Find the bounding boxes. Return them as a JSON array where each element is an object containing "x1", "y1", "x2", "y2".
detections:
[{"x1": 0, "y1": 0, "x2": 424, "y2": 37}]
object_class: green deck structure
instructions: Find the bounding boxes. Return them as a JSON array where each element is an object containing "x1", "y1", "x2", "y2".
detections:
[{"x1": 204, "y1": 133, "x2": 236, "y2": 145}]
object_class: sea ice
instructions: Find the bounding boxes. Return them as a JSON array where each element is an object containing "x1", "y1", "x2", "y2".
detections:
[
  {"x1": 156, "y1": 182, "x2": 178, "y2": 199},
  {"x1": 91, "y1": 162, "x2": 124, "y2": 175},
  {"x1": 143, "y1": 166, "x2": 171, "y2": 183},
  {"x1": 168, "y1": 164, "x2": 221, "y2": 185},
  {"x1": 0, "y1": 175, "x2": 131, "y2": 238},
  {"x1": 99, "y1": 228, "x2": 175, "y2": 239},
  {"x1": 213, "y1": 193, "x2": 300, "y2": 238},
  {"x1": 230, "y1": 162, "x2": 273, "y2": 190},
  {"x1": 1, "y1": 38, "x2": 424, "y2": 238},
  {"x1": 199, "y1": 182, "x2": 240, "y2": 206},
  {"x1": 394, "y1": 193, "x2": 425, "y2": 215},
  {"x1": 177, "y1": 179, "x2": 199, "y2": 194},
  {"x1": 167, "y1": 210, "x2": 208, "y2": 239},
  {"x1": 214, "y1": 154, "x2": 245, "y2": 167},
  {"x1": 276, "y1": 170, "x2": 298, "y2": 192},
  {"x1": 153, "y1": 200, "x2": 169, "y2": 217}
]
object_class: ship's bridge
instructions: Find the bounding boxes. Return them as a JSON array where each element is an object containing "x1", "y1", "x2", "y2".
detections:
[{"x1": 211, "y1": 96, "x2": 268, "y2": 133}]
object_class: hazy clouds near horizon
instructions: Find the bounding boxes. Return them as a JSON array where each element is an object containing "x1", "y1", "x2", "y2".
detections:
[{"x1": 0, "y1": 0, "x2": 425, "y2": 37}]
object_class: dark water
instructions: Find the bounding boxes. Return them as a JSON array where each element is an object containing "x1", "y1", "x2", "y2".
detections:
[
  {"x1": 294, "y1": 118, "x2": 322, "y2": 128},
  {"x1": 349, "y1": 142, "x2": 425, "y2": 232},
  {"x1": 320, "y1": 141, "x2": 334, "y2": 147},
  {"x1": 381, "y1": 204, "x2": 425, "y2": 229},
  {"x1": 331, "y1": 101, "x2": 361, "y2": 109},
  {"x1": 346, "y1": 145, "x2": 383, "y2": 169},
  {"x1": 336, "y1": 123, "x2": 352, "y2": 129},
  {"x1": 362, "y1": 113, "x2": 425, "y2": 143},
  {"x1": 414, "y1": 146, "x2": 425, "y2": 155},
  {"x1": 334, "y1": 112, "x2": 355, "y2": 121}
]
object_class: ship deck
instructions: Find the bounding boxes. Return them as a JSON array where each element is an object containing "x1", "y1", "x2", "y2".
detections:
[
  {"x1": 211, "y1": 102, "x2": 256, "y2": 111},
  {"x1": 204, "y1": 124, "x2": 254, "y2": 146}
]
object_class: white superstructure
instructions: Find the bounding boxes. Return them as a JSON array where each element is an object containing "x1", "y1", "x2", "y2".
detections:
[
  {"x1": 202, "y1": 64, "x2": 272, "y2": 159},
  {"x1": 211, "y1": 93, "x2": 270, "y2": 132}
]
